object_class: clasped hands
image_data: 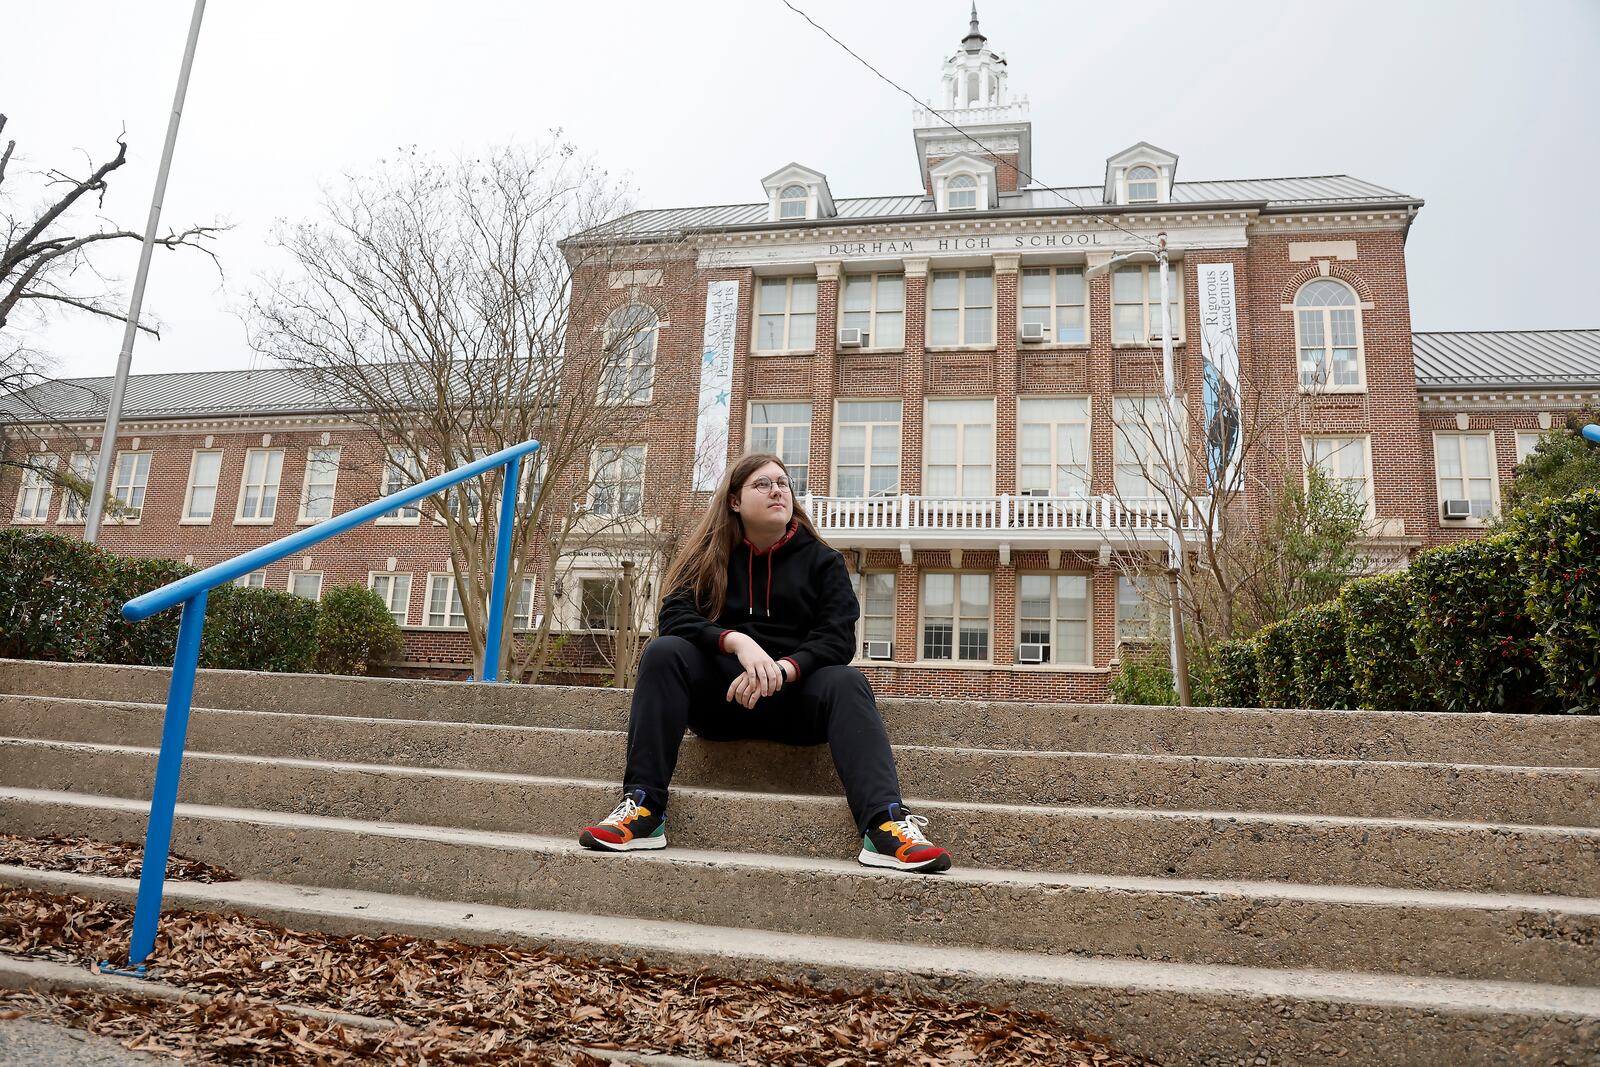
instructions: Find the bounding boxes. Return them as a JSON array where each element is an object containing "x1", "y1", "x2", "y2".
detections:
[{"x1": 725, "y1": 633, "x2": 794, "y2": 709}]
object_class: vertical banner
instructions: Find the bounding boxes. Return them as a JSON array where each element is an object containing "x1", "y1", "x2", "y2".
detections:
[
  {"x1": 1197, "y1": 263, "x2": 1242, "y2": 491},
  {"x1": 693, "y1": 279, "x2": 740, "y2": 492}
]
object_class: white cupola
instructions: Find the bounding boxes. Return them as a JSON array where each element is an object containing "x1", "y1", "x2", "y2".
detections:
[
  {"x1": 911, "y1": 5, "x2": 1032, "y2": 197},
  {"x1": 761, "y1": 163, "x2": 836, "y2": 223}
]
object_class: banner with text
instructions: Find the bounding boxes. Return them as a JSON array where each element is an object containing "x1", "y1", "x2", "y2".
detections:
[
  {"x1": 693, "y1": 279, "x2": 740, "y2": 491},
  {"x1": 1197, "y1": 263, "x2": 1242, "y2": 491}
]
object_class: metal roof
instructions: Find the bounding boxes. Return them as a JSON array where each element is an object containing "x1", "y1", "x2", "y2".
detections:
[
  {"x1": 1413, "y1": 330, "x2": 1600, "y2": 390},
  {"x1": 591, "y1": 175, "x2": 1416, "y2": 240},
  {"x1": 0, "y1": 366, "x2": 343, "y2": 423}
]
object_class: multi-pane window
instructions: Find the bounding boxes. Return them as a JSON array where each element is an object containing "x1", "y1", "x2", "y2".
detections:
[
  {"x1": 755, "y1": 276, "x2": 817, "y2": 352},
  {"x1": 111, "y1": 452, "x2": 152, "y2": 522},
  {"x1": 368, "y1": 572, "x2": 412, "y2": 626},
  {"x1": 425, "y1": 573, "x2": 468, "y2": 628},
  {"x1": 1112, "y1": 264, "x2": 1183, "y2": 344},
  {"x1": 581, "y1": 577, "x2": 619, "y2": 630},
  {"x1": 183, "y1": 450, "x2": 223, "y2": 522},
  {"x1": 924, "y1": 398, "x2": 994, "y2": 497},
  {"x1": 14, "y1": 454, "x2": 57, "y2": 522},
  {"x1": 298, "y1": 447, "x2": 340, "y2": 522},
  {"x1": 858, "y1": 572, "x2": 895, "y2": 657},
  {"x1": 1295, "y1": 279, "x2": 1363, "y2": 389},
  {"x1": 234, "y1": 570, "x2": 267, "y2": 590},
  {"x1": 444, "y1": 447, "x2": 488, "y2": 524},
  {"x1": 947, "y1": 173, "x2": 978, "y2": 210},
  {"x1": 1020, "y1": 267, "x2": 1087, "y2": 344},
  {"x1": 1018, "y1": 398, "x2": 1091, "y2": 495},
  {"x1": 921, "y1": 573, "x2": 990, "y2": 661},
  {"x1": 1017, "y1": 574, "x2": 1091, "y2": 665},
  {"x1": 600, "y1": 304, "x2": 657, "y2": 404},
  {"x1": 834, "y1": 401, "x2": 901, "y2": 498},
  {"x1": 512, "y1": 576, "x2": 538, "y2": 630},
  {"x1": 1515, "y1": 431, "x2": 1545, "y2": 465},
  {"x1": 1126, "y1": 165, "x2": 1158, "y2": 202},
  {"x1": 1435, "y1": 433, "x2": 1497, "y2": 520},
  {"x1": 379, "y1": 447, "x2": 425, "y2": 522},
  {"x1": 928, "y1": 269, "x2": 993, "y2": 346},
  {"x1": 778, "y1": 184, "x2": 808, "y2": 219},
  {"x1": 60, "y1": 453, "x2": 94, "y2": 522},
  {"x1": 749, "y1": 402, "x2": 811, "y2": 496},
  {"x1": 1304, "y1": 436, "x2": 1372, "y2": 516},
  {"x1": 840, "y1": 273, "x2": 905, "y2": 349},
  {"x1": 590, "y1": 445, "x2": 645, "y2": 517},
  {"x1": 1114, "y1": 397, "x2": 1187, "y2": 497},
  {"x1": 289, "y1": 571, "x2": 324, "y2": 599},
  {"x1": 236, "y1": 448, "x2": 283, "y2": 522},
  {"x1": 1117, "y1": 576, "x2": 1155, "y2": 644}
]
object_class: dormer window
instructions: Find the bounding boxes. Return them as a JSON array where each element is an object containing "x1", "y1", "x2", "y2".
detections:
[
  {"x1": 948, "y1": 174, "x2": 978, "y2": 210},
  {"x1": 779, "y1": 184, "x2": 808, "y2": 220},
  {"x1": 1126, "y1": 166, "x2": 1158, "y2": 203}
]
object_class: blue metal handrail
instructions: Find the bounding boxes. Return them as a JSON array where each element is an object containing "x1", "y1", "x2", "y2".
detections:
[
  {"x1": 103, "y1": 437, "x2": 540, "y2": 975},
  {"x1": 1584, "y1": 424, "x2": 1600, "y2": 446}
]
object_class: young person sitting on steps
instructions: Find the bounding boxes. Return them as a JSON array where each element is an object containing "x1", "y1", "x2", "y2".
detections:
[{"x1": 577, "y1": 451, "x2": 952, "y2": 874}]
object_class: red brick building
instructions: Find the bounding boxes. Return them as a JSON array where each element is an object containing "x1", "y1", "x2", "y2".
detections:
[{"x1": 5, "y1": 13, "x2": 1598, "y2": 698}]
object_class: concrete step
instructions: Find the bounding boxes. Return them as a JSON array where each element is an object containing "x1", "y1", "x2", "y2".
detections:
[
  {"x1": 1, "y1": 787, "x2": 1597, "y2": 991},
  {"x1": 7, "y1": 658, "x2": 1599, "y2": 766},
  {"x1": 6, "y1": 867, "x2": 1596, "y2": 1067},
  {"x1": 3, "y1": 694, "x2": 1594, "y2": 827}
]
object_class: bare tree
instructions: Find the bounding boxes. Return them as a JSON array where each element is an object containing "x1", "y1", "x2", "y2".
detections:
[{"x1": 250, "y1": 141, "x2": 701, "y2": 681}]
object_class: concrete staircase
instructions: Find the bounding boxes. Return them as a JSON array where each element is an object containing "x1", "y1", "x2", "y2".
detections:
[{"x1": 0, "y1": 658, "x2": 1596, "y2": 1066}]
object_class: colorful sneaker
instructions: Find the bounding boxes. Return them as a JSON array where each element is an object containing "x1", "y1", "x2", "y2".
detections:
[
  {"x1": 579, "y1": 789, "x2": 667, "y2": 852},
  {"x1": 857, "y1": 803, "x2": 952, "y2": 873}
]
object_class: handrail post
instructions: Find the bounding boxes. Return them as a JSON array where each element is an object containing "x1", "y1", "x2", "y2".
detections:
[
  {"x1": 480, "y1": 455, "x2": 521, "y2": 683},
  {"x1": 108, "y1": 589, "x2": 208, "y2": 974}
]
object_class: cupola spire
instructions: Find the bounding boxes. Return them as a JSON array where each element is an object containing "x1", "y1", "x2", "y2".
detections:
[{"x1": 961, "y1": 4, "x2": 986, "y2": 52}]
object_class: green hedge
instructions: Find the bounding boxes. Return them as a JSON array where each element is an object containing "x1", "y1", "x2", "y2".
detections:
[
  {"x1": 1514, "y1": 488, "x2": 1600, "y2": 713},
  {"x1": 1254, "y1": 620, "x2": 1299, "y2": 709},
  {"x1": 316, "y1": 584, "x2": 405, "y2": 676},
  {"x1": 1341, "y1": 572, "x2": 1430, "y2": 711},
  {"x1": 1409, "y1": 535, "x2": 1549, "y2": 713},
  {"x1": 200, "y1": 585, "x2": 321, "y2": 673},
  {"x1": 1288, "y1": 601, "x2": 1356, "y2": 709},
  {"x1": 0, "y1": 530, "x2": 112, "y2": 662},
  {"x1": 1209, "y1": 639, "x2": 1260, "y2": 708},
  {"x1": 102, "y1": 555, "x2": 196, "y2": 667}
]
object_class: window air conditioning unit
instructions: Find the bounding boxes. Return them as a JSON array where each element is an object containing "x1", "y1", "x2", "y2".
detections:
[
  {"x1": 865, "y1": 639, "x2": 893, "y2": 660},
  {"x1": 1018, "y1": 642, "x2": 1048, "y2": 663},
  {"x1": 1022, "y1": 487, "x2": 1052, "y2": 498},
  {"x1": 838, "y1": 327, "x2": 865, "y2": 348},
  {"x1": 1441, "y1": 499, "x2": 1472, "y2": 521},
  {"x1": 1019, "y1": 321, "x2": 1047, "y2": 343}
]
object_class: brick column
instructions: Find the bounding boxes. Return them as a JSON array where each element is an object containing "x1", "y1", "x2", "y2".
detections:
[
  {"x1": 810, "y1": 260, "x2": 841, "y2": 494},
  {"x1": 993, "y1": 253, "x2": 1020, "y2": 496},
  {"x1": 1085, "y1": 251, "x2": 1120, "y2": 670},
  {"x1": 900, "y1": 257, "x2": 928, "y2": 495},
  {"x1": 992, "y1": 562, "x2": 1016, "y2": 667},
  {"x1": 894, "y1": 556, "x2": 918, "y2": 664}
]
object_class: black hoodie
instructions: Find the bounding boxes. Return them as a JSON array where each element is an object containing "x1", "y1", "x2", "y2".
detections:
[{"x1": 657, "y1": 521, "x2": 858, "y2": 680}]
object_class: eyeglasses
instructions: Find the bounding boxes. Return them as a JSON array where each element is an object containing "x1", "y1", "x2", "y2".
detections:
[{"x1": 743, "y1": 476, "x2": 792, "y2": 494}]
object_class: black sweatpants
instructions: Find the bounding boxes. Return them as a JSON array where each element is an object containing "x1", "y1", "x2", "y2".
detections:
[{"x1": 623, "y1": 635, "x2": 903, "y2": 835}]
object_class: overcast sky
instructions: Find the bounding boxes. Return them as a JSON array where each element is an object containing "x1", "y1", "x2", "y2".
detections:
[{"x1": 5, "y1": 0, "x2": 1597, "y2": 381}]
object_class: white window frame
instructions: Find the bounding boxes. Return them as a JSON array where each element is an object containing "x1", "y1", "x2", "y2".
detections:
[
  {"x1": 1020, "y1": 266, "x2": 1088, "y2": 345},
  {"x1": 1112, "y1": 263, "x2": 1184, "y2": 346},
  {"x1": 182, "y1": 449, "x2": 224, "y2": 524},
  {"x1": 423, "y1": 571, "x2": 468, "y2": 629},
  {"x1": 946, "y1": 173, "x2": 979, "y2": 211},
  {"x1": 1125, "y1": 165, "x2": 1159, "y2": 203},
  {"x1": 234, "y1": 447, "x2": 284, "y2": 524},
  {"x1": 289, "y1": 571, "x2": 324, "y2": 599},
  {"x1": 377, "y1": 446, "x2": 426, "y2": 525},
  {"x1": 297, "y1": 446, "x2": 341, "y2": 524},
  {"x1": 234, "y1": 570, "x2": 268, "y2": 590},
  {"x1": 512, "y1": 576, "x2": 539, "y2": 631},
  {"x1": 1116, "y1": 575, "x2": 1157, "y2": 646},
  {"x1": 856, "y1": 571, "x2": 896, "y2": 660},
  {"x1": 748, "y1": 402, "x2": 812, "y2": 497},
  {"x1": 1303, "y1": 435, "x2": 1375, "y2": 519},
  {"x1": 13, "y1": 453, "x2": 57, "y2": 523},
  {"x1": 919, "y1": 571, "x2": 991, "y2": 663},
  {"x1": 1018, "y1": 397, "x2": 1092, "y2": 496},
  {"x1": 58, "y1": 452, "x2": 94, "y2": 524},
  {"x1": 368, "y1": 571, "x2": 413, "y2": 627},
  {"x1": 109, "y1": 451, "x2": 152, "y2": 525},
  {"x1": 753, "y1": 275, "x2": 818, "y2": 354},
  {"x1": 589, "y1": 444, "x2": 645, "y2": 518},
  {"x1": 778, "y1": 183, "x2": 809, "y2": 220},
  {"x1": 578, "y1": 575, "x2": 620, "y2": 632},
  {"x1": 1433, "y1": 431, "x2": 1500, "y2": 525},
  {"x1": 600, "y1": 304, "x2": 658, "y2": 405},
  {"x1": 1016, "y1": 572, "x2": 1092, "y2": 667},
  {"x1": 839, "y1": 273, "x2": 905, "y2": 351},
  {"x1": 927, "y1": 268, "x2": 995, "y2": 349},
  {"x1": 923, "y1": 398, "x2": 995, "y2": 498},
  {"x1": 1515, "y1": 431, "x2": 1546, "y2": 465},
  {"x1": 833, "y1": 400, "x2": 901, "y2": 499},
  {"x1": 1293, "y1": 279, "x2": 1366, "y2": 392},
  {"x1": 1113, "y1": 396, "x2": 1189, "y2": 498}
]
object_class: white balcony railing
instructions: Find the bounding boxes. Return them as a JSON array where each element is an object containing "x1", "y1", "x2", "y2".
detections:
[{"x1": 804, "y1": 493, "x2": 1208, "y2": 543}]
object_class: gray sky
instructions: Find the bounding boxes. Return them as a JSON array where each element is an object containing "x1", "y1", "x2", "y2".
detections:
[{"x1": 5, "y1": 0, "x2": 1597, "y2": 380}]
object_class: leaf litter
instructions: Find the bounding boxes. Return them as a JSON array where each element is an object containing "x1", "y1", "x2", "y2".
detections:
[{"x1": 0, "y1": 832, "x2": 238, "y2": 883}]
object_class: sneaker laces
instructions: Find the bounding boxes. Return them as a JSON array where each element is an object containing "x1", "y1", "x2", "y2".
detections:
[
  {"x1": 602, "y1": 794, "x2": 642, "y2": 827},
  {"x1": 888, "y1": 811, "x2": 932, "y2": 846}
]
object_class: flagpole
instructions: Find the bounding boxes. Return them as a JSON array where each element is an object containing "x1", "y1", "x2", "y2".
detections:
[{"x1": 85, "y1": 0, "x2": 207, "y2": 543}]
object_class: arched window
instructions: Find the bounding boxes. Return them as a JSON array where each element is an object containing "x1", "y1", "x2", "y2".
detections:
[
  {"x1": 1126, "y1": 165, "x2": 1158, "y2": 203},
  {"x1": 947, "y1": 173, "x2": 978, "y2": 210},
  {"x1": 1294, "y1": 279, "x2": 1364, "y2": 390},
  {"x1": 778, "y1": 184, "x2": 808, "y2": 219},
  {"x1": 601, "y1": 304, "x2": 657, "y2": 404}
]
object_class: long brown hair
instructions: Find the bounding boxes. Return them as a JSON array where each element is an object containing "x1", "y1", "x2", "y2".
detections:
[{"x1": 661, "y1": 452, "x2": 826, "y2": 618}]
